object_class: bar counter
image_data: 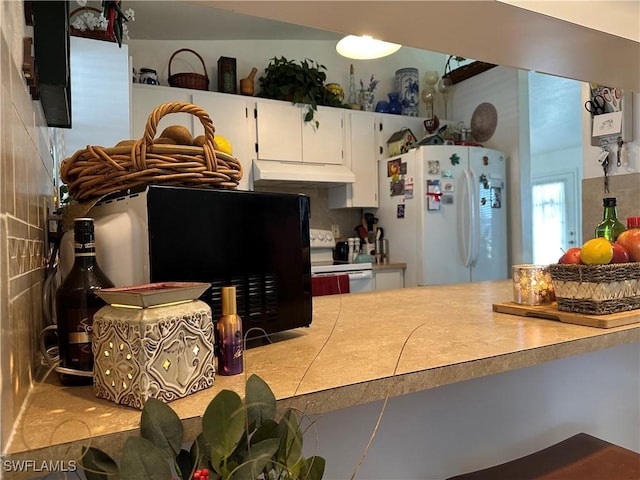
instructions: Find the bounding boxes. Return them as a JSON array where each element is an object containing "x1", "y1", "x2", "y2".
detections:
[{"x1": 4, "y1": 280, "x2": 639, "y2": 477}]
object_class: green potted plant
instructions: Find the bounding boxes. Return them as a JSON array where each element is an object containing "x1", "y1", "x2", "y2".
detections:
[
  {"x1": 257, "y1": 56, "x2": 349, "y2": 127},
  {"x1": 81, "y1": 374, "x2": 325, "y2": 480}
]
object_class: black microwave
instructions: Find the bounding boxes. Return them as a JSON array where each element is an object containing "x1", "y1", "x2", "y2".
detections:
[{"x1": 84, "y1": 185, "x2": 312, "y2": 337}]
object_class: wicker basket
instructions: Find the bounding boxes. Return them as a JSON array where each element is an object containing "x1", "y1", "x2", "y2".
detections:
[
  {"x1": 168, "y1": 49, "x2": 209, "y2": 91},
  {"x1": 60, "y1": 102, "x2": 243, "y2": 201},
  {"x1": 549, "y1": 262, "x2": 640, "y2": 315},
  {"x1": 69, "y1": 7, "x2": 115, "y2": 42}
]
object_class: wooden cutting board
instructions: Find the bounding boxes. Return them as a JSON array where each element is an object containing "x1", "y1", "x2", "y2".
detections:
[{"x1": 492, "y1": 302, "x2": 640, "y2": 329}]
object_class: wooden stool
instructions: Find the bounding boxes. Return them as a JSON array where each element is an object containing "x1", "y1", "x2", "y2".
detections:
[{"x1": 447, "y1": 433, "x2": 640, "y2": 480}]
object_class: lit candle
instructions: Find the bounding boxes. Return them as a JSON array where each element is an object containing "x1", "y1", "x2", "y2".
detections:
[{"x1": 512, "y1": 264, "x2": 555, "y2": 305}]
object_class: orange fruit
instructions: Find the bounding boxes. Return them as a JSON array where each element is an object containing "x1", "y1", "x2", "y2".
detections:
[{"x1": 580, "y1": 238, "x2": 613, "y2": 265}]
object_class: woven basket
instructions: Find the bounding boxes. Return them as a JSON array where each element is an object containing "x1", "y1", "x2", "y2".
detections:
[
  {"x1": 168, "y1": 49, "x2": 209, "y2": 91},
  {"x1": 69, "y1": 7, "x2": 115, "y2": 42},
  {"x1": 60, "y1": 102, "x2": 243, "y2": 201},
  {"x1": 549, "y1": 262, "x2": 640, "y2": 315}
]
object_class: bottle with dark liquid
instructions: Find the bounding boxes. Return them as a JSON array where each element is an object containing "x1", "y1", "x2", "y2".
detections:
[
  {"x1": 216, "y1": 286, "x2": 243, "y2": 376},
  {"x1": 594, "y1": 197, "x2": 626, "y2": 242},
  {"x1": 56, "y1": 218, "x2": 114, "y2": 386}
]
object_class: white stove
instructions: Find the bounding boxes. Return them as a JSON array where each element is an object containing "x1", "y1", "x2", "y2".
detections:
[{"x1": 310, "y1": 229, "x2": 373, "y2": 293}]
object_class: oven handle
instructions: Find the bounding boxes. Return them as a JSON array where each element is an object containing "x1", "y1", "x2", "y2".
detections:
[{"x1": 347, "y1": 270, "x2": 373, "y2": 280}]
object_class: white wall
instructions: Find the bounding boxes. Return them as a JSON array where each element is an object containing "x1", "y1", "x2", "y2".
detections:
[
  {"x1": 303, "y1": 342, "x2": 640, "y2": 480},
  {"x1": 448, "y1": 66, "x2": 530, "y2": 265}
]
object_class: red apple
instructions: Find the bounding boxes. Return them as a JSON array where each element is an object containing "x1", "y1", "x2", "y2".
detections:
[
  {"x1": 558, "y1": 247, "x2": 582, "y2": 264},
  {"x1": 610, "y1": 242, "x2": 630, "y2": 263},
  {"x1": 616, "y1": 229, "x2": 640, "y2": 262}
]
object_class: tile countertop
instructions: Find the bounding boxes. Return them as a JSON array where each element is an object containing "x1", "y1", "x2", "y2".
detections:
[
  {"x1": 372, "y1": 262, "x2": 406, "y2": 270},
  {"x1": 4, "y1": 280, "x2": 639, "y2": 475}
]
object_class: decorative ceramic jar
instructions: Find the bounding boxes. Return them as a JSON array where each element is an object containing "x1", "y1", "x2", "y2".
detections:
[
  {"x1": 326, "y1": 83, "x2": 345, "y2": 102},
  {"x1": 359, "y1": 90, "x2": 375, "y2": 112},
  {"x1": 387, "y1": 92, "x2": 402, "y2": 115},
  {"x1": 92, "y1": 300, "x2": 215, "y2": 409},
  {"x1": 138, "y1": 67, "x2": 159, "y2": 85},
  {"x1": 375, "y1": 100, "x2": 389, "y2": 113},
  {"x1": 395, "y1": 67, "x2": 419, "y2": 116}
]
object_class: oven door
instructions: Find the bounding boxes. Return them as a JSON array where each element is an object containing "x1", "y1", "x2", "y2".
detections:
[
  {"x1": 345, "y1": 270, "x2": 374, "y2": 293},
  {"x1": 311, "y1": 264, "x2": 374, "y2": 296}
]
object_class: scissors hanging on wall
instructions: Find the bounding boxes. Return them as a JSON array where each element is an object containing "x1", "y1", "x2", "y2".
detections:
[{"x1": 584, "y1": 95, "x2": 606, "y2": 115}]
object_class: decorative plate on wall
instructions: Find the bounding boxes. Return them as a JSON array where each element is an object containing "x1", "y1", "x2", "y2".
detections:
[{"x1": 470, "y1": 102, "x2": 498, "y2": 142}]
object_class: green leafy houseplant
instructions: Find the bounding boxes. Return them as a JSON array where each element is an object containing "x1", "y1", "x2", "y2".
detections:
[
  {"x1": 81, "y1": 374, "x2": 325, "y2": 480},
  {"x1": 257, "y1": 56, "x2": 349, "y2": 127}
]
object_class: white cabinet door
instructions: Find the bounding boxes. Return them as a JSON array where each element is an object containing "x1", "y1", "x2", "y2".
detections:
[
  {"x1": 131, "y1": 85, "x2": 193, "y2": 140},
  {"x1": 255, "y1": 99, "x2": 302, "y2": 162},
  {"x1": 303, "y1": 106, "x2": 344, "y2": 165},
  {"x1": 191, "y1": 92, "x2": 256, "y2": 191},
  {"x1": 328, "y1": 111, "x2": 378, "y2": 208},
  {"x1": 374, "y1": 269, "x2": 405, "y2": 291},
  {"x1": 379, "y1": 115, "x2": 426, "y2": 159},
  {"x1": 256, "y1": 100, "x2": 345, "y2": 165}
]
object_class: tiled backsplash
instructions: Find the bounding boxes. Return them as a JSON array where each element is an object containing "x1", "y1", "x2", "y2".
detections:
[
  {"x1": 1, "y1": 3, "x2": 56, "y2": 451},
  {"x1": 254, "y1": 185, "x2": 363, "y2": 239},
  {"x1": 582, "y1": 173, "x2": 640, "y2": 240}
]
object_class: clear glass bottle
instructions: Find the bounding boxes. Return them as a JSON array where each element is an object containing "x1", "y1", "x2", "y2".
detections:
[
  {"x1": 216, "y1": 286, "x2": 243, "y2": 375},
  {"x1": 594, "y1": 197, "x2": 626, "y2": 241},
  {"x1": 55, "y1": 218, "x2": 114, "y2": 386}
]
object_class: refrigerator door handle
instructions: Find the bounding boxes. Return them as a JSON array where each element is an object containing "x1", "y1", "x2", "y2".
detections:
[
  {"x1": 469, "y1": 168, "x2": 480, "y2": 265},
  {"x1": 462, "y1": 168, "x2": 474, "y2": 267}
]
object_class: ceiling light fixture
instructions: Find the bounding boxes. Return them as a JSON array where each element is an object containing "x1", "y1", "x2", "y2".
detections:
[{"x1": 336, "y1": 35, "x2": 402, "y2": 60}]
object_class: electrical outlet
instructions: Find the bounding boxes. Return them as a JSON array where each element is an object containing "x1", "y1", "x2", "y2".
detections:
[{"x1": 331, "y1": 224, "x2": 340, "y2": 239}]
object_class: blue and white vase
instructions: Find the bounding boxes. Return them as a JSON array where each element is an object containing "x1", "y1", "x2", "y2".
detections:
[{"x1": 395, "y1": 67, "x2": 419, "y2": 116}]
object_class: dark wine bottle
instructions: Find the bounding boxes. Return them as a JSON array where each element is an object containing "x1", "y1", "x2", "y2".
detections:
[
  {"x1": 55, "y1": 218, "x2": 114, "y2": 386},
  {"x1": 216, "y1": 286, "x2": 243, "y2": 376}
]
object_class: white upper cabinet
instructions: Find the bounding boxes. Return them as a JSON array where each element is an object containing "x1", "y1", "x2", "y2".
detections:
[
  {"x1": 191, "y1": 92, "x2": 256, "y2": 191},
  {"x1": 302, "y1": 106, "x2": 345, "y2": 165},
  {"x1": 329, "y1": 111, "x2": 379, "y2": 208},
  {"x1": 255, "y1": 99, "x2": 345, "y2": 165}
]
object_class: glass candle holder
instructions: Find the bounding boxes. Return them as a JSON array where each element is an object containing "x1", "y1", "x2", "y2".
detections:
[{"x1": 512, "y1": 264, "x2": 555, "y2": 305}]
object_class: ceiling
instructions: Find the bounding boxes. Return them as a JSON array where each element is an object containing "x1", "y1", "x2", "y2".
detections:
[
  {"x1": 124, "y1": 1, "x2": 343, "y2": 41},
  {"x1": 124, "y1": 1, "x2": 639, "y2": 43}
]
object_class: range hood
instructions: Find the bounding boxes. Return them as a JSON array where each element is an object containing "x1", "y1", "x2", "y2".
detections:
[{"x1": 252, "y1": 160, "x2": 356, "y2": 188}]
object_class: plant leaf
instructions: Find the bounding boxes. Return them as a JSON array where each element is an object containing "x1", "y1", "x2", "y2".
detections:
[
  {"x1": 250, "y1": 418, "x2": 279, "y2": 446},
  {"x1": 245, "y1": 374, "x2": 276, "y2": 430},
  {"x1": 232, "y1": 438, "x2": 280, "y2": 480},
  {"x1": 202, "y1": 389, "x2": 246, "y2": 467},
  {"x1": 119, "y1": 437, "x2": 173, "y2": 480},
  {"x1": 191, "y1": 433, "x2": 212, "y2": 471},
  {"x1": 140, "y1": 397, "x2": 184, "y2": 458},
  {"x1": 299, "y1": 456, "x2": 326, "y2": 480},
  {"x1": 176, "y1": 449, "x2": 193, "y2": 480},
  {"x1": 276, "y1": 409, "x2": 303, "y2": 469},
  {"x1": 81, "y1": 446, "x2": 120, "y2": 480}
]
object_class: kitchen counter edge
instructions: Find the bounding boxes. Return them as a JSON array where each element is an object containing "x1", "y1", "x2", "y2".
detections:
[{"x1": 3, "y1": 280, "x2": 639, "y2": 478}]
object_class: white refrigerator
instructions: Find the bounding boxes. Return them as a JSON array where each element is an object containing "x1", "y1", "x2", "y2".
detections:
[{"x1": 377, "y1": 145, "x2": 508, "y2": 287}]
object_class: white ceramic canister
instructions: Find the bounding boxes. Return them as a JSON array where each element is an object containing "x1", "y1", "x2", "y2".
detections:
[
  {"x1": 138, "y1": 68, "x2": 159, "y2": 85},
  {"x1": 395, "y1": 67, "x2": 419, "y2": 116}
]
